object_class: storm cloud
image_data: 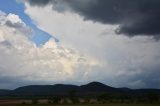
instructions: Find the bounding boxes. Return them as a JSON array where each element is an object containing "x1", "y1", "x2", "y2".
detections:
[
  {"x1": 23, "y1": 3, "x2": 160, "y2": 89},
  {"x1": 26, "y1": 0, "x2": 160, "y2": 39}
]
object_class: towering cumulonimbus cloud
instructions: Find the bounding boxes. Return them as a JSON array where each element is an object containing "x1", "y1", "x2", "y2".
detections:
[
  {"x1": 0, "y1": 10, "x2": 99, "y2": 89},
  {"x1": 25, "y1": 0, "x2": 160, "y2": 39}
]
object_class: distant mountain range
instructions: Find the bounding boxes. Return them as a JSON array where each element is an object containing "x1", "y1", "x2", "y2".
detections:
[{"x1": 0, "y1": 82, "x2": 160, "y2": 97}]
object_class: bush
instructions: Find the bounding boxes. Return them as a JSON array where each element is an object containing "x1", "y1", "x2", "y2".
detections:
[
  {"x1": 21, "y1": 101, "x2": 26, "y2": 105},
  {"x1": 48, "y1": 97, "x2": 61, "y2": 104},
  {"x1": 148, "y1": 92, "x2": 159, "y2": 103},
  {"x1": 32, "y1": 99, "x2": 38, "y2": 104},
  {"x1": 98, "y1": 93, "x2": 111, "y2": 101}
]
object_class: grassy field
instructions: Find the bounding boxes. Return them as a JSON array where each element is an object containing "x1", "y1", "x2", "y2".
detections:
[
  {"x1": 1, "y1": 103, "x2": 160, "y2": 106},
  {"x1": 0, "y1": 100, "x2": 160, "y2": 106}
]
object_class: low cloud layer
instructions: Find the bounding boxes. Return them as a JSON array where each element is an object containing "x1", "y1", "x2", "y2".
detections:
[{"x1": 26, "y1": 0, "x2": 160, "y2": 39}]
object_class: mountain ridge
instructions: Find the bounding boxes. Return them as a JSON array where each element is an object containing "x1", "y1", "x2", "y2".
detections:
[{"x1": 0, "y1": 81, "x2": 160, "y2": 97}]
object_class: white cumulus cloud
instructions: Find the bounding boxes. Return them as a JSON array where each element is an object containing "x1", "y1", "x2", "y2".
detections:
[{"x1": 0, "y1": 10, "x2": 99, "y2": 89}]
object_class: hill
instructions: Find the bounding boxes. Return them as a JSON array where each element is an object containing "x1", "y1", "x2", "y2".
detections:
[{"x1": 0, "y1": 81, "x2": 160, "y2": 97}]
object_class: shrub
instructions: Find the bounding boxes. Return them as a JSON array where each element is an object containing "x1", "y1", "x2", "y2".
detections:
[{"x1": 32, "y1": 99, "x2": 38, "y2": 104}]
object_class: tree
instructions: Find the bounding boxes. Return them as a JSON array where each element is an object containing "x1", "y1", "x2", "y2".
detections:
[
  {"x1": 48, "y1": 97, "x2": 61, "y2": 104},
  {"x1": 148, "y1": 92, "x2": 159, "y2": 103},
  {"x1": 69, "y1": 90, "x2": 78, "y2": 103},
  {"x1": 98, "y1": 93, "x2": 111, "y2": 100},
  {"x1": 32, "y1": 99, "x2": 38, "y2": 104}
]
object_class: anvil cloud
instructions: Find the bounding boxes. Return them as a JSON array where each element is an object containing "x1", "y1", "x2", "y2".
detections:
[{"x1": 26, "y1": 0, "x2": 160, "y2": 39}]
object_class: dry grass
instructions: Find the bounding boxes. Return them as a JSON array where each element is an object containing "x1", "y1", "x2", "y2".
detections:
[{"x1": 0, "y1": 100, "x2": 159, "y2": 106}]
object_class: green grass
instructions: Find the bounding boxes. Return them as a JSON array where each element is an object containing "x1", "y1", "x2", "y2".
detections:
[{"x1": 3, "y1": 103, "x2": 159, "y2": 106}]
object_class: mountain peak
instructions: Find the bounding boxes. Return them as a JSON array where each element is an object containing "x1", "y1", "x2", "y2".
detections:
[{"x1": 87, "y1": 81, "x2": 105, "y2": 85}]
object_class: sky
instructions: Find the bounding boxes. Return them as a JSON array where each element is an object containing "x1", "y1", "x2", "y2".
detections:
[{"x1": 0, "y1": 0, "x2": 160, "y2": 89}]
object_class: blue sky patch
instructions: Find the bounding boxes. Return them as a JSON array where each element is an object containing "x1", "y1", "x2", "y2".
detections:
[{"x1": 0, "y1": 0, "x2": 58, "y2": 46}]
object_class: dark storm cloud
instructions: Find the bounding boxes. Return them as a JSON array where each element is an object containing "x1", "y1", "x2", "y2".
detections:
[
  {"x1": 5, "y1": 20, "x2": 33, "y2": 36},
  {"x1": 125, "y1": 62, "x2": 160, "y2": 89},
  {"x1": 0, "y1": 76, "x2": 24, "y2": 89},
  {"x1": 5, "y1": 20, "x2": 24, "y2": 28},
  {"x1": 26, "y1": 0, "x2": 51, "y2": 6},
  {"x1": 26, "y1": 0, "x2": 160, "y2": 39},
  {"x1": 0, "y1": 41, "x2": 12, "y2": 48}
]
